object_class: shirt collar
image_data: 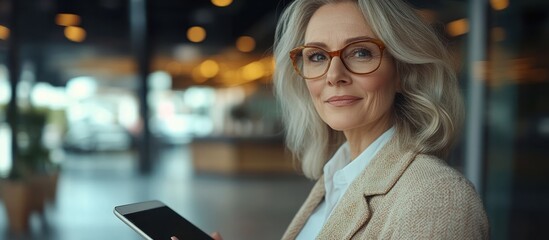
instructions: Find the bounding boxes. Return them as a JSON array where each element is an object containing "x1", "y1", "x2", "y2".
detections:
[{"x1": 323, "y1": 126, "x2": 395, "y2": 186}]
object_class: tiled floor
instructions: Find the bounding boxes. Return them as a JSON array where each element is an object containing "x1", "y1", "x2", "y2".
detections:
[{"x1": 0, "y1": 146, "x2": 314, "y2": 240}]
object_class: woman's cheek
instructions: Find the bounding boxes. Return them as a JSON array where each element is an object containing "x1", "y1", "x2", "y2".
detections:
[
  {"x1": 305, "y1": 81, "x2": 324, "y2": 103},
  {"x1": 356, "y1": 75, "x2": 392, "y2": 91}
]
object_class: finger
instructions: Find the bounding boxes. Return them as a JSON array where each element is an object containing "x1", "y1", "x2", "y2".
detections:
[
  {"x1": 171, "y1": 237, "x2": 179, "y2": 240},
  {"x1": 211, "y1": 232, "x2": 223, "y2": 240}
]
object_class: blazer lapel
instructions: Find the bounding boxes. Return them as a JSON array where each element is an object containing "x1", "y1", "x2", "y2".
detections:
[
  {"x1": 281, "y1": 177, "x2": 326, "y2": 240},
  {"x1": 316, "y1": 137, "x2": 417, "y2": 239}
]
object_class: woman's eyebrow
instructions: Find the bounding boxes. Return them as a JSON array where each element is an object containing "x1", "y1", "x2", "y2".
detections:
[
  {"x1": 344, "y1": 36, "x2": 374, "y2": 44},
  {"x1": 304, "y1": 36, "x2": 375, "y2": 48}
]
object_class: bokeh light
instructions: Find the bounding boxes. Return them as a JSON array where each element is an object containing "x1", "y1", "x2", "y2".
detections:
[
  {"x1": 447, "y1": 18, "x2": 469, "y2": 37},
  {"x1": 236, "y1": 36, "x2": 256, "y2": 53},
  {"x1": 55, "y1": 13, "x2": 81, "y2": 26},
  {"x1": 187, "y1": 26, "x2": 206, "y2": 43},
  {"x1": 0, "y1": 25, "x2": 9, "y2": 40},
  {"x1": 490, "y1": 0, "x2": 509, "y2": 11},
  {"x1": 64, "y1": 26, "x2": 86, "y2": 42},
  {"x1": 211, "y1": 0, "x2": 233, "y2": 7},
  {"x1": 199, "y1": 60, "x2": 220, "y2": 78}
]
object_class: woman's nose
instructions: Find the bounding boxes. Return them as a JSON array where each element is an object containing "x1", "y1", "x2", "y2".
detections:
[{"x1": 325, "y1": 57, "x2": 352, "y2": 86}]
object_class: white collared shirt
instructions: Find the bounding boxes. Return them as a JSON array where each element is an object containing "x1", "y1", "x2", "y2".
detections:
[{"x1": 296, "y1": 127, "x2": 395, "y2": 240}]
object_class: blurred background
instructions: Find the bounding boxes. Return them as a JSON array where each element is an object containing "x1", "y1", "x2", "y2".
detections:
[{"x1": 0, "y1": 0, "x2": 547, "y2": 239}]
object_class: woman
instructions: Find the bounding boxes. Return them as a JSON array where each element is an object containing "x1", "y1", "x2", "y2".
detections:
[{"x1": 273, "y1": 0, "x2": 489, "y2": 239}]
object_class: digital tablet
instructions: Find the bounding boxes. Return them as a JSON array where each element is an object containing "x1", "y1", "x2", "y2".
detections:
[{"x1": 114, "y1": 200, "x2": 213, "y2": 240}]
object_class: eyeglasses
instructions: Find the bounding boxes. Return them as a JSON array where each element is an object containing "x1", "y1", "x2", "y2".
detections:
[{"x1": 289, "y1": 39, "x2": 386, "y2": 79}]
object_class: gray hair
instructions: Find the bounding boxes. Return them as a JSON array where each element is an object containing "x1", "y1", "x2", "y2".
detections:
[{"x1": 274, "y1": 0, "x2": 464, "y2": 179}]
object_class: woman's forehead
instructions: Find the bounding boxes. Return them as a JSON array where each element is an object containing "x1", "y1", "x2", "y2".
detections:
[{"x1": 304, "y1": 2, "x2": 374, "y2": 46}]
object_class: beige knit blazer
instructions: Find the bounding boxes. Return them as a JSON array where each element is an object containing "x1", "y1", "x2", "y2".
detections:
[{"x1": 282, "y1": 137, "x2": 489, "y2": 239}]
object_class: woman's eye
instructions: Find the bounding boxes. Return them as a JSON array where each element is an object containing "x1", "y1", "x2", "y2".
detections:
[
  {"x1": 352, "y1": 48, "x2": 373, "y2": 58},
  {"x1": 306, "y1": 52, "x2": 328, "y2": 62}
]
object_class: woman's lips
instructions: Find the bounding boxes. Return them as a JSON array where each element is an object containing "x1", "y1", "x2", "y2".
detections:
[{"x1": 325, "y1": 95, "x2": 362, "y2": 106}]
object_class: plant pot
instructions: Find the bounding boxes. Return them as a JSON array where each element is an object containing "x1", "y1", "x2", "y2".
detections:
[
  {"x1": 45, "y1": 171, "x2": 60, "y2": 204},
  {"x1": 0, "y1": 180, "x2": 32, "y2": 234},
  {"x1": 29, "y1": 171, "x2": 60, "y2": 208},
  {"x1": 29, "y1": 175, "x2": 49, "y2": 213}
]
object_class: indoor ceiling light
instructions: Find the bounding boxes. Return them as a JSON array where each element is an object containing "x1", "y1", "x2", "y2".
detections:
[
  {"x1": 56, "y1": 13, "x2": 81, "y2": 27},
  {"x1": 447, "y1": 18, "x2": 469, "y2": 37},
  {"x1": 187, "y1": 26, "x2": 206, "y2": 43},
  {"x1": 0, "y1": 25, "x2": 9, "y2": 40},
  {"x1": 211, "y1": 0, "x2": 233, "y2": 8},
  {"x1": 236, "y1": 36, "x2": 256, "y2": 53},
  {"x1": 64, "y1": 26, "x2": 86, "y2": 42}
]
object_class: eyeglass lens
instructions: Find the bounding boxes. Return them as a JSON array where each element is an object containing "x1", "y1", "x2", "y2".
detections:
[{"x1": 294, "y1": 41, "x2": 382, "y2": 79}]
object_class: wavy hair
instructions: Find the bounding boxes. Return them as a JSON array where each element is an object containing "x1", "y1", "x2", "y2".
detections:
[{"x1": 274, "y1": 0, "x2": 464, "y2": 179}]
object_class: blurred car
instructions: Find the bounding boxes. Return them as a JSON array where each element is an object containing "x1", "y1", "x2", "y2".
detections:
[
  {"x1": 63, "y1": 121, "x2": 132, "y2": 152},
  {"x1": 150, "y1": 114, "x2": 213, "y2": 145}
]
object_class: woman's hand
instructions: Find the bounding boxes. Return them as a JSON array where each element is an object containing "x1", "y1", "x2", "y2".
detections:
[
  {"x1": 170, "y1": 232, "x2": 223, "y2": 240},
  {"x1": 210, "y1": 232, "x2": 223, "y2": 240}
]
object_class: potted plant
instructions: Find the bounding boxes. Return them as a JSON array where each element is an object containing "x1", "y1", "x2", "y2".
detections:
[{"x1": 0, "y1": 107, "x2": 59, "y2": 234}]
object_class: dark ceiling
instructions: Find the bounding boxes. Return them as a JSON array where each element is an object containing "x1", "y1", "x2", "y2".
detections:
[
  {"x1": 0, "y1": 0, "x2": 291, "y2": 86},
  {"x1": 0, "y1": 0, "x2": 547, "y2": 87},
  {"x1": 2, "y1": 0, "x2": 287, "y2": 52}
]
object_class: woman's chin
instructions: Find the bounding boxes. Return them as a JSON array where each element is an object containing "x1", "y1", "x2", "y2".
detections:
[{"x1": 326, "y1": 122, "x2": 353, "y2": 132}]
